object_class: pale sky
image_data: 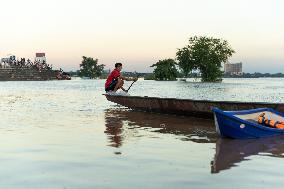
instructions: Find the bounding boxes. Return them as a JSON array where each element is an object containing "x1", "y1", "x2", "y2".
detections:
[{"x1": 0, "y1": 0, "x2": 283, "y2": 73}]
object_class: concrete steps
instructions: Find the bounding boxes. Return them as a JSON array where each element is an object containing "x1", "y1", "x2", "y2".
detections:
[{"x1": 0, "y1": 67, "x2": 58, "y2": 81}]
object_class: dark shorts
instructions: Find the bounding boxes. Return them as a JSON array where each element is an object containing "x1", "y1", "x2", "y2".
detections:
[{"x1": 105, "y1": 79, "x2": 118, "y2": 92}]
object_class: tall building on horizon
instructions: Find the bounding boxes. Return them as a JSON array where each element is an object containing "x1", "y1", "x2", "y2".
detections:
[{"x1": 224, "y1": 62, "x2": 243, "y2": 75}]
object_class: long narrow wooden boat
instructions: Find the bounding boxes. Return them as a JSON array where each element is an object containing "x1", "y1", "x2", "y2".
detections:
[
  {"x1": 104, "y1": 94, "x2": 284, "y2": 119},
  {"x1": 213, "y1": 107, "x2": 284, "y2": 139}
]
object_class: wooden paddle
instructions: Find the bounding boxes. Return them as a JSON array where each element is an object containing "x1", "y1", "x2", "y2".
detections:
[
  {"x1": 126, "y1": 79, "x2": 137, "y2": 92},
  {"x1": 126, "y1": 75, "x2": 139, "y2": 92}
]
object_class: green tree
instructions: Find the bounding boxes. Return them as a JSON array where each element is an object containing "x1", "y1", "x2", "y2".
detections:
[
  {"x1": 176, "y1": 47, "x2": 195, "y2": 77},
  {"x1": 150, "y1": 59, "x2": 178, "y2": 81},
  {"x1": 79, "y1": 56, "x2": 105, "y2": 78},
  {"x1": 176, "y1": 36, "x2": 235, "y2": 82}
]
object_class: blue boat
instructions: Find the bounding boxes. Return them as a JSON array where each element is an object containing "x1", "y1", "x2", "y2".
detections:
[{"x1": 212, "y1": 107, "x2": 284, "y2": 139}]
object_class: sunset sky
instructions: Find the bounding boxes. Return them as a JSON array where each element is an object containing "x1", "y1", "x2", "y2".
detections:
[{"x1": 0, "y1": 0, "x2": 283, "y2": 73}]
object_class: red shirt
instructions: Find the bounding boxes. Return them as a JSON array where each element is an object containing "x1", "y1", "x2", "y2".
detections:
[{"x1": 105, "y1": 69, "x2": 120, "y2": 88}]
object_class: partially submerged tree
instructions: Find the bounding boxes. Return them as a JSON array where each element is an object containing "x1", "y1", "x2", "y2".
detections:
[
  {"x1": 79, "y1": 56, "x2": 105, "y2": 78},
  {"x1": 151, "y1": 59, "x2": 178, "y2": 81},
  {"x1": 176, "y1": 36, "x2": 235, "y2": 82},
  {"x1": 176, "y1": 47, "x2": 195, "y2": 77}
]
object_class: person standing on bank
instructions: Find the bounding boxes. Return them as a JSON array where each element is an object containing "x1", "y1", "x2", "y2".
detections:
[{"x1": 105, "y1": 63, "x2": 138, "y2": 93}]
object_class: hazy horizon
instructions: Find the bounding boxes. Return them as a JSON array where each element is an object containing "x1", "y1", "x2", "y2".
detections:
[{"x1": 1, "y1": 0, "x2": 283, "y2": 73}]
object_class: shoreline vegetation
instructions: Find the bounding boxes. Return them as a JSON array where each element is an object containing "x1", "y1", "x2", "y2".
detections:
[
  {"x1": 74, "y1": 36, "x2": 283, "y2": 81},
  {"x1": 146, "y1": 72, "x2": 284, "y2": 80},
  {"x1": 67, "y1": 71, "x2": 284, "y2": 80}
]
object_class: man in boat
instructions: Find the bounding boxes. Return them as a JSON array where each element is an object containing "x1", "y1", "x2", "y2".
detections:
[{"x1": 105, "y1": 63, "x2": 137, "y2": 93}]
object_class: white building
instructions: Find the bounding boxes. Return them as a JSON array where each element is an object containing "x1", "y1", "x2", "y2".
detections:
[
  {"x1": 35, "y1": 53, "x2": 46, "y2": 64},
  {"x1": 224, "y1": 62, "x2": 243, "y2": 75}
]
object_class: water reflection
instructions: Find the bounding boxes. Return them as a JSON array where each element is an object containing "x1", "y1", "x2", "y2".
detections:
[
  {"x1": 211, "y1": 136, "x2": 284, "y2": 173},
  {"x1": 105, "y1": 108, "x2": 284, "y2": 173},
  {"x1": 105, "y1": 108, "x2": 284, "y2": 174},
  {"x1": 104, "y1": 108, "x2": 217, "y2": 147},
  {"x1": 104, "y1": 109, "x2": 124, "y2": 148}
]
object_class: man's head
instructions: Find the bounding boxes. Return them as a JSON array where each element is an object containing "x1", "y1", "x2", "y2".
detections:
[{"x1": 115, "y1": 63, "x2": 122, "y2": 71}]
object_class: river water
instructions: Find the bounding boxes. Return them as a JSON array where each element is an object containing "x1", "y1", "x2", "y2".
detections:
[{"x1": 1, "y1": 78, "x2": 284, "y2": 189}]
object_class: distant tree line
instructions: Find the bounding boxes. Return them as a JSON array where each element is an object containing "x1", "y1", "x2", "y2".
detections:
[
  {"x1": 75, "y1": 36, "x2": 283, "y2": 81},
  {"x1": 68, "y1": 69, "x2": 284, "y2": 80},
  {"x1": 223, "y1": 72, "x2": 284, "y2": 78},
  {"x1": 143, "y1": 72, "x2": 284, "y2": 80}
]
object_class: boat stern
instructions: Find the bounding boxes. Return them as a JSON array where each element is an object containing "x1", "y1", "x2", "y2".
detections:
[
  {"x1": 213, "y1": 112, "x2": 222, "y2": 137},
  {"x1": 212, "y1": 107, "x2": 260, "y2": 139}
]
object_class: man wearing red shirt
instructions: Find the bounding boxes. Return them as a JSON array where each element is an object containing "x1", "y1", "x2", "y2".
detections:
[{"x1": 105, "y1": 63, "x2": 137, "y2": 93}]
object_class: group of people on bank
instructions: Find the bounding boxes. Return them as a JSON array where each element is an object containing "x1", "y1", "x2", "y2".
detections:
[{"x1": 0, "y1": 58, "x2": 52, "y2": 71}]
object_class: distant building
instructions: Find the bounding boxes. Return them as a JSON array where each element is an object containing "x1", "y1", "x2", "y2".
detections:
[
  {"x1": 224, "y1": 62, "x2": 243, "y2": 75},
  {"x1": 35, "y1": 53, "x2": 46, "y2": 64}
]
